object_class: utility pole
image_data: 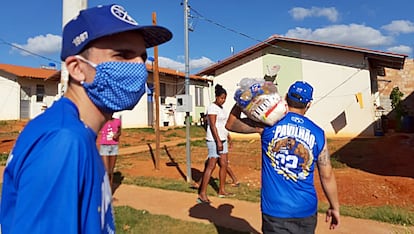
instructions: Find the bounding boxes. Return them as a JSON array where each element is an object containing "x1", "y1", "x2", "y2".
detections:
[
  {"x1": 61, "y1": 0, "x2": 87, "y2": 96},
  {"x1": 184, "y1": 0, "x2": 192, "y2": 183},
  {"x1": 152, "y1": 12, "x2": 161, "y2": 170}
]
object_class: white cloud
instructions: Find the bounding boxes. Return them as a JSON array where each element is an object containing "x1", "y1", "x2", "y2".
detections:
[
  {"x1": 289, "y1": 7, "x2": 338, "y2": 22},
  {"x1": 10, "y1": 33, "x2": 215, "y2": 73},
  {"x1": 285, "y1": 24, "x2": 393, "y2": 48},
  {"x1": 158, "y1": 57, "x2": 184, "y2": 71},
  {"x1": 386, "y1": 45, "x2": 412, "y2": 55},
  {"x1": 382, "y1": 20, "x2": 414, "y2": 34},
  {"x1": 159, "y1": 56, "x2": 214, "y2": 72},
  {"x1": 12, "y1": 34, "x2": 61, "y2": 56},
  {"x1": 189, "y1": 56, "x2": 215, "y2": 70}
]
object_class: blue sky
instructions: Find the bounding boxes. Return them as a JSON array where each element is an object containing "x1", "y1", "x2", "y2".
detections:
[{"x1": 1, "y1": 0, "x2": 413, "y2": 73}]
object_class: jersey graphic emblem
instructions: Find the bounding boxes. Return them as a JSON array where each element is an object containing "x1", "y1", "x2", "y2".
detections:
[
  {"x1": 266, "y1": 136, "x2": 314, "y2": 181},
  {"x1": 291, "y1": 116, "x2": 304, "y2": 124}
]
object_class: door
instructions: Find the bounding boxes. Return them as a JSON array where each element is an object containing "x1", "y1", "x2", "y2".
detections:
[{"x1": 20, "y1": 87, "x2": 31, "y2": 119}]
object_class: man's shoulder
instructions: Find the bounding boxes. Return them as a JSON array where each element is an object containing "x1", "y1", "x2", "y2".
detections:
[{"x1": 20, "y1": 100, "x2": 89, "y2": 142}]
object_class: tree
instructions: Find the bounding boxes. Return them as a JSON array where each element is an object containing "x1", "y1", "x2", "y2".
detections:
[{"x1": 389, "y1": 87, "x2": 407, "y2": 118}]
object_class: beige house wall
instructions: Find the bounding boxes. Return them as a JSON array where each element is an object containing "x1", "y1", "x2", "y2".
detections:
[
  {"x1": 18, "y1": 78, "x2": 58, "y2": 119},
  {"x1": 120, "y1": 75, "x2": 212, "y2": 129},
  {"x1": 0, "y1": 75, "x2": 20, "y2": 120},
  {"x1": 208, "y1": 45, "x2": 385, "y2": 137}
]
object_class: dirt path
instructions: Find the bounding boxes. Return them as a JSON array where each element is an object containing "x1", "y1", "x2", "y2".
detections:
[{"x1": 113, "y1": 184, "x2": 414, "y2": 234}]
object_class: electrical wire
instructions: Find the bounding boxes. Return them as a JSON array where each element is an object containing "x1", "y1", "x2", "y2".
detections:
[
  {"x1": 188, "y1": 7, "x2": 367, "y2": 69},
  {"x1": 0, "y1": 38, "x2": 60, "y2": 65}
]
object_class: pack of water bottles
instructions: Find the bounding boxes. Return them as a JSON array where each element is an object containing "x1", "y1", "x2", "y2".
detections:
[{"x1": 234, "y1": 78, "x2": 288, "y2": 126}]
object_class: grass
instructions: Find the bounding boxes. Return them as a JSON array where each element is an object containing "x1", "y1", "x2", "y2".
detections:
[
  {"x1": 0, "y1": 153, "x2": 8, "y2": 166},
  {"x1": 114, "y1": 206, "x2": 249, "y2": 234},
  {"x1": 318, "y1": 203, "x2": 414, "y2": 226},
  {"x1": 124, "y1": 176, "x2": 261, "y2": 203},
  {"x1": 177, "y1": 139, "x2": 206, "y2": 147}
]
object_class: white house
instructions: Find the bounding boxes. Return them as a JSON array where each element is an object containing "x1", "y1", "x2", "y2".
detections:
[
  {"x1": 0, "y1": 63, "x2": 213, "y2": 128},
  {"x1": 197, "y1": 35, "x2": 407, "y2": 137},
  {"x1": 0, "y1": 64, "x2": 59, "y2": 120},
  {"x1": 118, "y1": 64, "x2": 213, "y2": 128}
]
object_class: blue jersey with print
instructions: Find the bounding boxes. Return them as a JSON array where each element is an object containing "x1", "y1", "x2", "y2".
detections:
[
  {"x1": 260, "y1": 112, "x2": 325, "y2": 218},
  {"x1": 0, "y1": 97, "x2": 115, "y2": 234}
]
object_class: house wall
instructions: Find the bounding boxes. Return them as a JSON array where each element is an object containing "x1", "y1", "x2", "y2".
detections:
[
  {"x1": 301, "y1": 59, "x2": 373, "y2": 137},
  {"x1": 0, "y1": 72, "x2": 58, "y2": 121},
  {"x1": 214, "y1": 51, "x2": 266, "y2": 113},
  {"x1": 212, "y1": 45, "x2": 376, "y2": 137},
  {"x1": 118, "y1": 95, "x2": 148, "y2": 128},
  {"x1": 195, "y1": 84, "x2": 210, "y2": 125},
  {"x1": 378, "y1": 58, "x2": 414, "y2": 132},
  {"x1": 18, "y1": 78, "x2": 58, "y2": 119},
  {"x1": 0, "y1": 75, "x2": 20, "y2": 120},
  {"x1": 381, "y1": 58, "x2": 414, "y2": 115},
  {"x1": 120, "y1": 76, "x2": 211, "y2": 129}
]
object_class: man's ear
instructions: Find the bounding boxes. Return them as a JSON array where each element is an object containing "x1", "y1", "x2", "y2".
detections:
[
  {"x1": 305, "y1": 102, "x2": 311, "y2": 111},
  {"x1": 65, "y1": 56, "x2": 86, "y2": 83}
]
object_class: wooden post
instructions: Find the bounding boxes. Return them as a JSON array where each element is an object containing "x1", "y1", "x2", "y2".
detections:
[{"x1": 152, "y1": 12, "x2": 160, "y2": 170}]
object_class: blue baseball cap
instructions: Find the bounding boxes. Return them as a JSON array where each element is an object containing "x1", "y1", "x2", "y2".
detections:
[
  {"x1": 61, "y1": 4, "x2": 173, "y2": 60},
  {"x1": 287, "y1": 81, "x2": 314, "y2": 104}
]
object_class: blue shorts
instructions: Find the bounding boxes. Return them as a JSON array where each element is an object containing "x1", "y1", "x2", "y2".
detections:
[
  {"x1": 100, "y1": 145, "x2": 119, "y2": 156},
  {"x1": 206, "y1": 140, "x2": 228, "y2": 158}
]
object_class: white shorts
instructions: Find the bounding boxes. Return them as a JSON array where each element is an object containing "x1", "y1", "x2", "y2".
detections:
[
  {"x1": 206, "y1": 140, "x2": 228, "y2": 158},
  {"x1": 100, "y1": 144, "x2": 119, "y2": 156}
]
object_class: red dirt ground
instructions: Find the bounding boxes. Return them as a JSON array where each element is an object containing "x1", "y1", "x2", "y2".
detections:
[{"x1": 1, "y1": 121, "x2": 413, "y2": 210}]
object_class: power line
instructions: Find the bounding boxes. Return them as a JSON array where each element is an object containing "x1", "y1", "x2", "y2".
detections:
[
  {"x1": 0, "y1": 38, "x2": 60, "y2": 65},
  {"x1": 188, "y1": 7, "x2": 367, "y2": 69},
  {"x1": 189, "y1": 7, "x2": 264, "y2": 45}
]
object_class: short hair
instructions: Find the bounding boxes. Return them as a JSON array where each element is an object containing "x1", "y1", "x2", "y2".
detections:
[{"x1": 286, "y1": 96, "x2": 308, "y2": 109}]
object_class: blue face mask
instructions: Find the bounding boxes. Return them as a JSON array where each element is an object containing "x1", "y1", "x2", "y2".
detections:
[{"x1": 76, "y1": 56, "x2": 148, "y2": 113}]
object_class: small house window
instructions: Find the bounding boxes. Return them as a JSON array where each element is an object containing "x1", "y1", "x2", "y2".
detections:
[
  {"x1": 36, "y1": 85, "x2": 45, "y2": 102},
  {"x1": 160, "y1": 83, "x2": 166, "y2": 104}
]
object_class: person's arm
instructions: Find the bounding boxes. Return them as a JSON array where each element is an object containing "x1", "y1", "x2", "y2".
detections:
[
  {"x1": 317, "y1": 138, "x2": 340, "y2": 230},
  {"x1": 225, "y1": 104, "x2": 264, "y2": 134},
  {"x1": 113, "y1": 119, "x2": 122, "y2": 141},
  {"x1": 208, "y1": 113, "x2": 224, "y2": 151},
  {"x1": 227, "y1": 133, "x2": 233, "y2": 149}
]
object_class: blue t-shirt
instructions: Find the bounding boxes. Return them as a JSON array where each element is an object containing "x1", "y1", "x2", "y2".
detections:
[
  {"x1": 0, "y1": 97, "x2": 115, "y2": 233},
  {"x1": 260, "y1": 112, "x2": 325, "y2": 218}
]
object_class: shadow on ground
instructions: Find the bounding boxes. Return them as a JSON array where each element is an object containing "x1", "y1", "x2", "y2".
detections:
[
  {"x1": 189, "y1": 202, "x2": 260, "y2": 234},
  {"x1": 162, "y1": 145, "x2": 220, "y2": 192},
  {"x1": 332, "y1": 133, "x2": 414, "y2": 178},
  {"x1": 113, "y1": 171, "x2": 124, "y2": 194}
]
